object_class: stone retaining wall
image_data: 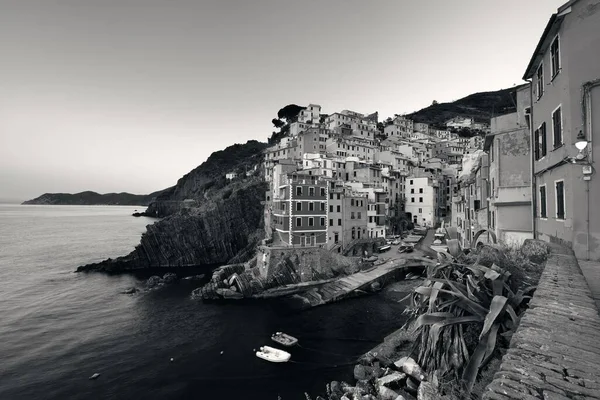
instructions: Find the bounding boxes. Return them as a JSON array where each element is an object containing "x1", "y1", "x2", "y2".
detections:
[{"x1": 482, "y1": 243, "x2": 600, "y2": 400}]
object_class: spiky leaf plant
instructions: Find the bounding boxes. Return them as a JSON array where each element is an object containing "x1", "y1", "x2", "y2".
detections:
[{"x1": 402, "y1": 245, "x2": 535, "y2": 396}]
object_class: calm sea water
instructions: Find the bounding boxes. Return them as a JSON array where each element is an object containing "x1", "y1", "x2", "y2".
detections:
[{"x1": 0, "y1": 204, "x2": 409, "y2": 400}]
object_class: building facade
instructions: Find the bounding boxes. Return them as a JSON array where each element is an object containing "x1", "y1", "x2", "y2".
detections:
[{"x1": 523, "y1": 0, "x2": 600, "y2": 260}]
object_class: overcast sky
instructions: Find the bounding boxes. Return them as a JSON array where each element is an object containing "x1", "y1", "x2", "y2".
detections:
[{"x1": 0, "y1": 0, "x2": 565, "y2": 201}]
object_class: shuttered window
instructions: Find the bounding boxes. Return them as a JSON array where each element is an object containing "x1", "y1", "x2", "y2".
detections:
[
  {"x1": 555, "y1": 181, "x2": 565, "y2": 220},
  {"x1": 539, "y1": 186, "x2": 547, "y2": 218}
]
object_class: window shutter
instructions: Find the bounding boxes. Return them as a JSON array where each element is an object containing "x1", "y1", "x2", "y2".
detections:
[
  {"x1": 541, "y1": 123, "x2": 547, "y2": 157},
  {"x1": 534, "y1": 128, "x2": 540, "y2": 160}
]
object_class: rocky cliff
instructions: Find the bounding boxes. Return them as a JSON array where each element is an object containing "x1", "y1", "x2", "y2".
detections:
[{"x1": 77, "y1": 140, "x2": 269, "y2": 273}]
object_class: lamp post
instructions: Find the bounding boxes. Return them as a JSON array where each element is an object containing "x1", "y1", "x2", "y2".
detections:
[{"x1": 575, "y1": 130, "x2": 589, "y2": 152}]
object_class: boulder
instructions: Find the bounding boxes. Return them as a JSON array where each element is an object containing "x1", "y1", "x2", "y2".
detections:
[
  {"x1": 394, "y1": 357, "x2": 426, "y2": 382},
  {"x1": 330, "y1": 381, "x2": 343, "y2": 397},
  {"x1": 146, "y1": 275, "x2": 163, "y2": 288},
  {"x1": 375, "y1": 354, "x2": 396, "y2": 369},
  {"x1": 354, "y1": 364, "x2": 368, "y2": 380},
  {"x1": 215, "y1": 288, "x2": 243, "y2": 299},
  {"x1": 123, "y1": 287, "x2": 137, "y2": 294},
  {"x1": 355, "y1": 379, "x2": 375, "y2": 395},
  {"x1": 359, "y1": 352, "x2": 377, "y2": 366},
  {"x1": 378, "y1": 385, "x2": 400, "y2": 400},
  {"x1": 417, "y1": 382, "x2": 440, "y2": 400},
  {"x1": 377, "y1": 372, "x2": 407, "y2": 388},
  {"x1": 163, "y1": 272, "x2": 178, "y2": 284}
]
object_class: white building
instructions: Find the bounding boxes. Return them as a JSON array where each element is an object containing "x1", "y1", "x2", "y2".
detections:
[
  {"x1": 225, "y1": 172, "x2": 238, "y2": 180},
  {"x1": 405, "y1": 176, "x2": 439, "y2": 227}
]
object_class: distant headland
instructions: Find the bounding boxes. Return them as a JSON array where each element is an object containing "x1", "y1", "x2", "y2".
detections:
[{"x1": 22, "y1": 190, "x2": 166, "y2": 206}]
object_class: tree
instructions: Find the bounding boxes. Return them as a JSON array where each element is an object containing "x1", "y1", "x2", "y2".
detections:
[
  {"x1": 272, "y1": 118, "x2": 285, "y2": 129},
  {"x1": 277, "y1": 104, "x2": 306, "y2": 123},
  {"x1": 432, "y1": 100, "x2": 439, "y2": 105}
]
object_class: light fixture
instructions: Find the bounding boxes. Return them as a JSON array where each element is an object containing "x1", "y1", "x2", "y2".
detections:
[{"x1": 575, "y1": 130, "x2": 588, "y2": 151}]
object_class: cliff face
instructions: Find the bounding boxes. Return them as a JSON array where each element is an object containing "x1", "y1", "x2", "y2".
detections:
[
  {"x1": 77, "y1": 179, "x2": 267, "y2": 272},
  {"x1": 145, "y1": 140, "x2": 268, "y2": 218},
  {"x1": 77, "y1": 140, "x2": 270, "y2": 273}
]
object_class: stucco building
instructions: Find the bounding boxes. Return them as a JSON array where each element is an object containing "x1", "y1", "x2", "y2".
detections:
[
  {"x1": 523, "y1": 0, "x2": 600, "y2": 260},
  {"x1": 485, "y1": 84, "x2": 533, "y2": 246}
]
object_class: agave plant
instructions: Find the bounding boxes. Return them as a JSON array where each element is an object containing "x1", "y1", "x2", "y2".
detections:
[{"x1": 402, "y1": 240, "x2": 535, "y2": 395}]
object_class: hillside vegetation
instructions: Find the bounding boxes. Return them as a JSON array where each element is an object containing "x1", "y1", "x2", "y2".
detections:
[{"x1": 406, "y1": 85, "x2": 526, "y2": 127}]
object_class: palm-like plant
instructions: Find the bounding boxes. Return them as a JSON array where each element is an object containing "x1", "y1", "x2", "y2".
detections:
[{"x1": 402, "y1": 239, "x2": 535, "y2": 395}]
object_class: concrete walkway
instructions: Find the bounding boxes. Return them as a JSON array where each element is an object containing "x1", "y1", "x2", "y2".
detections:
[
  {"x1": 578, "y1": 259, "x2": 600, "y2": 312},
  {"x1": 483, "y1": 244, "x2": 600, "y2": 400}
]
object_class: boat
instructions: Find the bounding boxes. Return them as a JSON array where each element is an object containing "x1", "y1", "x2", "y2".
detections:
[
  {"x1": 378, "y1": 244, "x2": 392, "y2": 253},
  {"x1": 255, "y1": 345, "x2": 291, "y2": 363},
  {"x1": 271, "y1": 332, "x2": 298, "y2": 347}
]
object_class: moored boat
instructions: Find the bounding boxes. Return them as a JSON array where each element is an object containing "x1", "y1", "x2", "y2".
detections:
[
  {"x1": 255, "y1": 345, "x2": 291, "y2": 363},
  {"x1": 271, "y1": 332, "x2": 298, "y2": 346}
]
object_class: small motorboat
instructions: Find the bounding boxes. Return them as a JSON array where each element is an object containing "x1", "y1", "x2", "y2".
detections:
[
  {"x1": 271, "y1": 332, "x2": 298, "y2": 347},
  {"x1": 255, "y1": 345, "x2": 291, "y2": 363}
]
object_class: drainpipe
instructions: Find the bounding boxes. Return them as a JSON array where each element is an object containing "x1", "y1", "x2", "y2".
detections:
[
  {"x1": 581, "y1": 80, "x2": 600, "y2": 259},
  {"x1": 527, "y1": 79, "x2": 537, "y2": 240}
]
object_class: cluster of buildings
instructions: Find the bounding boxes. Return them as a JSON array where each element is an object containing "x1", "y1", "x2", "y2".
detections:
[
  {"x1": 260, "y1": 105, "x2": 481, "y2": 254},
  {"x1": 242, "y1": 0, "x2": 598, "y2": 260},
  {"x1": 451, "y1": 0, "x2": 600, "y2": 261}
]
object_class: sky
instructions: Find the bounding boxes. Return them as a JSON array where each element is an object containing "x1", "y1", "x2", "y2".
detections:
[{"x1": 0, "y1": 0, "x2": 567, "y2": 202}]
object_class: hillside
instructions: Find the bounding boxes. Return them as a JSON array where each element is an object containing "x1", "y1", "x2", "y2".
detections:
[
  {"x1": 406, "y1": 85, "x2": 527, "y2": 126},
  {"x1": 77, "y1": 140, "x2": 269, "y2": 272},
  {"x1": 22, "y1": 190, "x2": 166, "y2": 206}
]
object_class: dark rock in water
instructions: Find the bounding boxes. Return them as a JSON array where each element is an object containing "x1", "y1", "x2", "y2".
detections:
[
  {"x1": 354, "y1": 364, "x2": 368, "y2": 380},
  {"x1": 123, "y1": 287, "x2": 137, "y2": 294},
  {"x1": 147, "y1": 275, "x2": 164, "y2": 288},
  {"x1": 359, "y1": 352, "x2": 377, "y2": 366},
  {"x1": 163, "y1": 273, "x2": 178, "y2": 284},
  {"x1": 330, "y1": 381, "x2": 343, "y2": 399}
]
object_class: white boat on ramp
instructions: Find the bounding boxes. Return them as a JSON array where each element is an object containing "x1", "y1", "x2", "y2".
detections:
[
  {"x1": 255, "y1": 345, "x2": 291, "y2": 363},
  {"x1": 271, "y1": 332, "x2": 298, "y2": 347}
]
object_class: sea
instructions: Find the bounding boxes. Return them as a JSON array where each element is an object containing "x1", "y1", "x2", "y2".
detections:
[{"x1": 0, "y1": 204, "x2": 410, "y2": 400}]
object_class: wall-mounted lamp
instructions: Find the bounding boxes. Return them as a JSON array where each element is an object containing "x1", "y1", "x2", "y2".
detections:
[{"x1": 575, "y1": 130, "x2": 588, "y2": 152}]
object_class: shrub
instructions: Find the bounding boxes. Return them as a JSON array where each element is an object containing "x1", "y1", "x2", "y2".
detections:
[{"x1": 402, "y1": 248, "x2": 536, "y2": 396}]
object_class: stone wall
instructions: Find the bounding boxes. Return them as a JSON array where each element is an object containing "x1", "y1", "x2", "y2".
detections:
[
  {"x1": 255, "y1": 245, "x2": 360, "y2": 282},
  {"x1": 482, "y1": 243, "x2": 600, "y2": 399}
]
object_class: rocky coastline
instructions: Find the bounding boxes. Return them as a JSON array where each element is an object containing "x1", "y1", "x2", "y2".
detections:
[{"x1": 76, "y1": 140, "x2": 269, "y2": 273}]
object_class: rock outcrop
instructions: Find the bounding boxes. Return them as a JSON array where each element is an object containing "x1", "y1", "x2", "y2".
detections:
[
  {"x1": 76, "y1": 140, "x2": 269, "y2": 273},
  {"x1": 77, "y1": 180, "x2": 267, "y2": 272}
]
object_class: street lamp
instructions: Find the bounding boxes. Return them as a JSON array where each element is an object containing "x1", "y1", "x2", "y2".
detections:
[{"x1": 575, "y1": 130, "x2": 588, "y2": 151}]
